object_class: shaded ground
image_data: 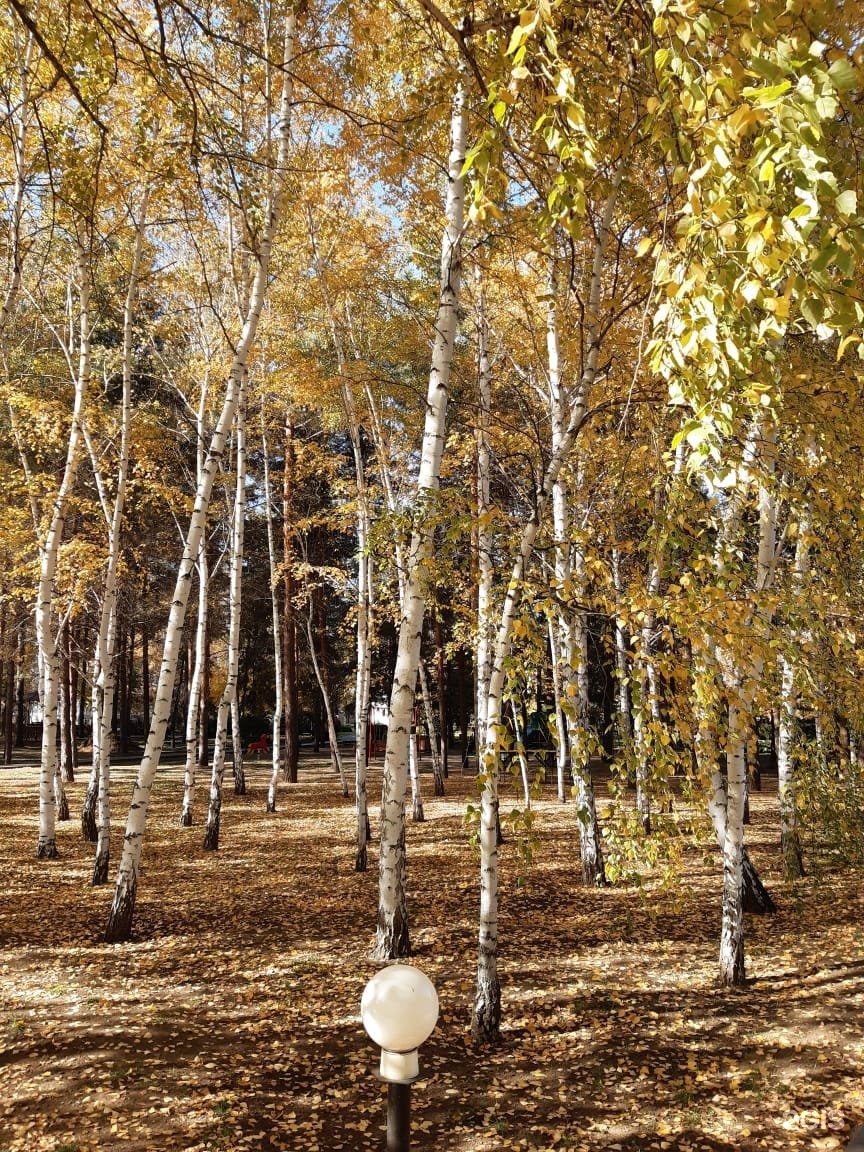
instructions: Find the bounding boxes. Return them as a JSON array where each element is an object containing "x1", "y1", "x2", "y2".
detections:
[{"x1": 1, "y1": 754, "x2": 862, "y2": 1151}]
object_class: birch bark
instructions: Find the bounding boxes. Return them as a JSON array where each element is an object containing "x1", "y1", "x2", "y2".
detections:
[
  {"x1": 373, "y1": 77, "x2": 467, "y2": 960},
  {"x1": 473, "y1": 379, "x2": 592, "y2": 1039},
  {"x1": 777, "y1": 445, "x2": 811, "y2": 880},
  {"x1": 282, "y1": 413, "x2": 299, "y2": 783},
  {"x1": 36, "y1": 246, "x2": 90, "y2": 858},
  {"x1": 473, "y1": 154, "x2": 627, "y2": 1039},
  {"x1": 262, "y1": 414, "x2": 285, "y2": 814},
  {"x1": 85, "y1": 192, "x2": 148, "y2": 881},
  {"x1": 105, "y1": 11, "x2": 296, "y2": 940},
  {"x1": 715, "y1": 422, "x2": 777, "y2": 984},
  {"x1": 546, "y1": 157, "x2": 627, "y2": 886},
  {"x1": 180, "y1": 543, "x2": 207, "y2": 826},
  {"x1": 418, "y1": 658, "x2": 443, "y2": 796},
  {"x1": 204, "y1": 380, "x2": 247, "y2": 851}
]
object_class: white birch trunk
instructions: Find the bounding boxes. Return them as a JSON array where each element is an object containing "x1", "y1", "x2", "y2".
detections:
[
  {"x1": 374, "y1": 78, "x2": 467, "y2": 960},
  {"x1": 778, "y1": 478, "x2": 810, "y2": 879},
  {"x1": 180, "y1": 365, "x2": 211, "y2": 826},
  {"x1": 546, "y1": 252, "x2": 571, "y2": 810},
  {"x1": 719, "y1": 698, "x2": 747, "y2": 984},
  {"x1": 93, "y1": 603, "x2": 117, "y2": 884},
  {"x1": 472, "y1": 324, "x2": 596, "y2": 1040},
  {"x1": 262, "y1": 415, "x2": 284, "y2": 815},
  {"x1": 105, "y1": 12, "x2": 297, "y2": 941},
  {"x1": 86, "y1": 192, "x2": 149, "y2": 881},
  {"x1": 82, "y1": 660, "x2": 100, "y2": 842},
  {"x1": 715, "y1": 422, "x2": 777, "y2": 983},
  {"x1": 611, "y1": 548, "x2": 634, "y2": 759},
  {"x1": 180, "y1": 543, "x2": 208, "y2": 826},
  {"x1": 547, "y1": 619, "x2": 568, "y2": 803},
  {"x1": 476, "y1": 264, "x2": 493, "y2": 772},
  {"x1": 204, "y1": 381, "x2": 247, "y2": 851},
  {"x1": 473, "y1": 154, "x2": 628, "y2": 1039},
  {"x1": 36, "y1": 248, "x2": 90, "y2": 858}
]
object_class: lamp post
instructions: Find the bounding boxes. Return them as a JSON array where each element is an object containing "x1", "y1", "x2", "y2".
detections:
[{"x1": 361, "y1": 964, "x2": 439, "y2": 1152}]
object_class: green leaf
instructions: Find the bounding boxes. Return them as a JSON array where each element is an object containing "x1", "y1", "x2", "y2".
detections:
[
  {"x1": 828, "y1": 57, "x2": 857, "y2": 92},
  {"x1": 836, "y1": 189, "x2": 857, "y2": 218}
]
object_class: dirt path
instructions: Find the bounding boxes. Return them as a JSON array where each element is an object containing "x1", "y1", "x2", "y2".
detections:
[{"x1": 1, "y1": 758, "x2": 861, "y2": 1151}]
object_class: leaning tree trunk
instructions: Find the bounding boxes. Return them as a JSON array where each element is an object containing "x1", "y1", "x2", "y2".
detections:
[
  {"x1": 105, "y1": 13, "x2": 297, "y2": 942},
  {"x1": 374, "y1": 77, "x2": 468, "y2": 962},
  {"x1": 204, "y1": 381, "x2": 247, "y2": 852}
]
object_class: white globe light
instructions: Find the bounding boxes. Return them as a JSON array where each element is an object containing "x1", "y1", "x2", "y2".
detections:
[{"x1": 361, "y1": 964, "x2": 439, "y2": 1055}]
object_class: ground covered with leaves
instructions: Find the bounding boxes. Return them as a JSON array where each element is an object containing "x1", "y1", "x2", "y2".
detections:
[{"x1": 1, "y1": 754, "x2": 862, "y2": 1152}]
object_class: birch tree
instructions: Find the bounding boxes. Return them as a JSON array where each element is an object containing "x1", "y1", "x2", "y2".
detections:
[
  {"x1": 105, "y1": 9, "x2": 297, "y2": 941},
  {"x1": 32, "y1": 245, "x2": 91, "y2": 858},
  {"x1": 204, "y1": 382, "x2": 247, "y2": 851},
  {"x1": 85, "y1": 190, "x2": 150, "y2": 882},
  {"x1": 373, "y1": 71, "x2": 467, "y2": 960}
]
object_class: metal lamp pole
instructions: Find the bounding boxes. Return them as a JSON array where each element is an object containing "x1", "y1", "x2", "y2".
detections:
[{"x1": 361, "y1": 965, "x2": 439, "y2": 1152}]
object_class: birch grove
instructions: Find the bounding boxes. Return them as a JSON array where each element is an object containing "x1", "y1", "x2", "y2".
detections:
[
  {"x1": 105, "y1": 9, "x2": 297, "y2": 942},
  {"x1": 1, "y1": 0, "x2": 863, "y2": 1058}
]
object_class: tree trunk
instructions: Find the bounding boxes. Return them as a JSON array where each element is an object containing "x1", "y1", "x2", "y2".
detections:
[
  {"x1": 231, "y1": 696, "x2": 245, "y2": 795},
  {"x1": 204, "y1": 380, "x2": 248, "y2": 851},
  {"x1": 282, "y1": 412, "x2": 299, "y2": 784},
  {"x1": 472, "y1": 154, "x2": 627, "y2": 1039},
  {"x1": 435, "y1": 614, "x2": 448, "y2": 779},
  {"x1": 262, "y1": 413, "x2": 284, "y2": 814},
  {"x1": 409, "y1": 713, "x2": 425, "y2": 822},
  {"x1": 719, "y1": 698, "x2": 747, "y2": 986},
  {"x1": 4, "y1": 614, "x2": 15, "y2": 764},
  {"x1": 105, "y1": 15, "x2": 297, "y2": 941},
  {"x1": 374, "y1": 77, "x2": 468, "y2": 962},
  {"x1": 181, "y1": 544, "x2": 207, "y2": 827},
  {"x1": 59, "y1": 623, "x2": 73, "y2": 784},
  {"x1": 547, "y1": 619, "x2": 569, "y2": 804},
  {"x1": 35, "y1": 246, "x2": 91, "y2": 859},
  {"x1": 418, "y1": 658, "x2": 443, "y2": 796}
]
